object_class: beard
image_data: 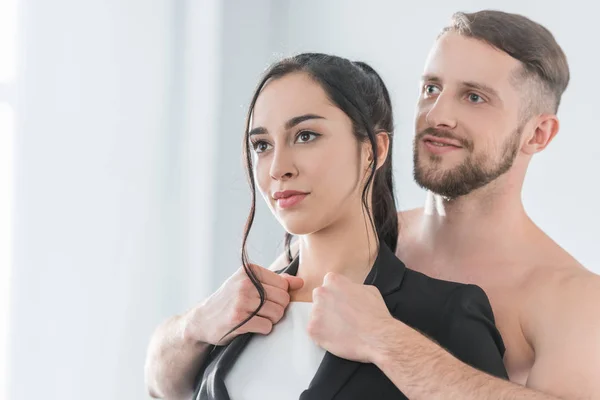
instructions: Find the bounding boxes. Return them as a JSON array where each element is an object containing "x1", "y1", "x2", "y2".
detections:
[{"x1": 413, "y1": 127, "x2": 521, "y2": 199}]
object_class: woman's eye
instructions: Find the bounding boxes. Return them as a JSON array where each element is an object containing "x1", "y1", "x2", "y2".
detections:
[
  {"x1": 296, "y1": 131, "x2": 320, "y2": 143},
  {"x1": 252, "y1": 140, "x2": 272, "y2": 153}
]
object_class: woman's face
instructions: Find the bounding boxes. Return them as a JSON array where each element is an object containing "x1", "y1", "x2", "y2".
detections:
[{"x1": 249, "y1": 72, "x2": 371, "y2": 236}]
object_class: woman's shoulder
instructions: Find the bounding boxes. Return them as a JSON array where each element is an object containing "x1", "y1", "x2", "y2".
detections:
[
  {"x1": 391, "y1": 267, "x2": 498, "y2": 337},
  {"x1": 397, "y1": 266, "x2": 508, "y2": 378},
  {"x1": 398, "y1": 266, "x2": 479, "y2": 305}
]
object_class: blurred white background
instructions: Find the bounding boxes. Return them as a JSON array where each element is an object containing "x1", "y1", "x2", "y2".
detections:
[{"x1": 1, "y1": 0, "x2": 598, "y2": 399}]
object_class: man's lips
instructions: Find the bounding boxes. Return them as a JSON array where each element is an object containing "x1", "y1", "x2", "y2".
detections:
[
  {"x1": 421, "y1": 134, "x2": 463, "y2": 148},
  {"x1": 421, "y1": 135, "x2": 464, "y2": 155}
]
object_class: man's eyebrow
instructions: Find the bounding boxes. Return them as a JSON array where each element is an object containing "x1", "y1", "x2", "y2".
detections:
[
  {"x1": 421, "y1": 74, "x2": 442, "y2": 83},
  {"x1": 463, "y1": 81, "x2": 501, "y2": 100}
]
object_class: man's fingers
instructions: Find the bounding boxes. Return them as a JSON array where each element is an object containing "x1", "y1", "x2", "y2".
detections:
[
  {"x1": 244, "y1": 284, "x2": 291, "y2": 308},
  {"x1": 256, "y1": 300, "x2": 286, "y2": 324},
  {"x1": 282, "y1": 273, "x2": 304, "y2": 291},
  {"x1": 248, "y1": 263, "x2": 289, "y2": 290},
  {"x1": 242, "y1": 283, "x2": 291, "y2": 323},
  {"x1": 245, "y1": 264, "x2": 305, "y2": 293},
  {"x1": 238, "y1": 315, "x2": 273, "y2": 335},
  {"x1": 264, "y1": 284, "x2": 292, "y2": 306},
  {"x1": 322, "y1": 271, "x2": 339, "y2": 286}
]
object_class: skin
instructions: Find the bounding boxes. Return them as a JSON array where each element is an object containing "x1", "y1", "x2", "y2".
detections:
[{"x1": 145, "y1": 34, "x2": 600, "y2": 400}]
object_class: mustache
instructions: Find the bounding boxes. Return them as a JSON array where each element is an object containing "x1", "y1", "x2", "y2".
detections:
[{"x1": 416, "y1": 127, "x2": 473, "y2": 151}]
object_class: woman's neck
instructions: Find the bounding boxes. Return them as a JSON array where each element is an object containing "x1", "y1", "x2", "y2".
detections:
[{"x1": 290, "y1": 216, "x2": 379, "y2": 302}]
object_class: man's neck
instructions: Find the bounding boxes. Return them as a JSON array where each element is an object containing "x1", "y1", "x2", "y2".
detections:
[{"x1": 413, "y1": 180, "x2": 537, "y2": 273}]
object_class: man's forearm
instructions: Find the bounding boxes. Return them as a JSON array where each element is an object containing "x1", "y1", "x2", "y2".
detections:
[
  {"x1": 371, "y1": 320, "x2": 559, "y2": 400},
  {"x1": 145, "y1": 315, "x2": 211, "y2": 400}
]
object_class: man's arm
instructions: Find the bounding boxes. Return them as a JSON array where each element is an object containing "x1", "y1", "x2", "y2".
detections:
[
  {"x1": 373, "y1": 271, "x2": 600, "y2": 400},
  {"x1": 522, "y1": 271, "x2": 600, "y2": 399},
  {"x1": 306, "y1": 270, "x2": 600, "y2": 399},
  {"x1": 372, "y1": 320, "x2": 560, "y2": 400},
  {"x1": 144, "y1": 313, "x2": 211, "y2": 400},
  {"x1": 308, "y1": 274, "x2": 556, "y2": 399},
  {"x1": 144, "y1": 254, "x2": 300, "y2": 399}
]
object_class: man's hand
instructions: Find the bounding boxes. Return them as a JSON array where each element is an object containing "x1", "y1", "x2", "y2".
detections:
[
  {"x1": 183, "y1": 264, "x2": 304, "y2": 346},
  {"x1": 145, "y1": 261, "x2": 303, "y2": 400},
  {"x1": 307, "y1": 272, "x2": 392, "y2": 363}
]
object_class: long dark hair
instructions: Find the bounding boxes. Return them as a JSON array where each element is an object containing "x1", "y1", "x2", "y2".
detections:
[{"x1": 226, "y1": 53, "x2": 398, "y2": 339}]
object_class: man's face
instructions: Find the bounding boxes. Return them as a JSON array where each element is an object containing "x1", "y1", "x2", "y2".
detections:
[{"x1": 414, "y1": 32, "x2": 527, "y2": 199}]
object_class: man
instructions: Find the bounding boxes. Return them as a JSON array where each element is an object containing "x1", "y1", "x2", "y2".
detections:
[{"x1": 145, "y1": 10, "x2": 600, "y2": 400}]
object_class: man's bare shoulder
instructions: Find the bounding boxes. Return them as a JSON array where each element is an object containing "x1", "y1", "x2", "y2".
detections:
[
  {"x1": 522, "y1": 251, "x2": 600, "y2": 397},
  {"x1": 529, "y1": 261, "x2": 600, "y2": 319},
  {"x1": 536, "y1": 263, "x2": 600, "y2": 314},
  {"x1": 524, "y1": 231, "x2": 594, "y2": 293},
  {"x1": 521, "y1": 236, "x2": 600, "y2": 349}
]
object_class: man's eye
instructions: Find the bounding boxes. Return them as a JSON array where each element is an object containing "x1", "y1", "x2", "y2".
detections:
[
  {"x1": 467, "y1": 93, "x2": 485, "y2": 103},
  {"x1": 424, "y1": 85, "x2": 441, "y2": 96}
]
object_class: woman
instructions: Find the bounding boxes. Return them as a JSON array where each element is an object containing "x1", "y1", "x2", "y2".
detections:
[{"x1": 194, "y1": 53, "x2": 507, "y2": 400}]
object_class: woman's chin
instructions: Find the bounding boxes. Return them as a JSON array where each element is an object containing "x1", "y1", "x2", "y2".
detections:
[{"x1": 278, "y1": 217, "x2": 319, "y2": 237}]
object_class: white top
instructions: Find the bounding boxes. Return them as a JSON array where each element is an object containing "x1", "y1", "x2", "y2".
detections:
[{"x1": 225, "y1": 301, "x2": 326, "y2": 400}]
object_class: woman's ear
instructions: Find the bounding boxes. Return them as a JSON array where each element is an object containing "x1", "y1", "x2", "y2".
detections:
[
  {"x1": 374, "y1": 132, "x2": 390, "y2": 169},
  {"x1": 363, "y1": 132, "x2": 390, "y2": 172}
]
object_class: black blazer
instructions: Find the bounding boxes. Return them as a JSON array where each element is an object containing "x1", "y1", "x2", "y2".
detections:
[{"x1": 194, "y1": 243, "x2": 508, "y2": 399}]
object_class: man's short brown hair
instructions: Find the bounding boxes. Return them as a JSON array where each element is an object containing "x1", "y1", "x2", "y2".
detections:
[{"x1": 441, "y1": 10, "x2": 570, "y2": 116}]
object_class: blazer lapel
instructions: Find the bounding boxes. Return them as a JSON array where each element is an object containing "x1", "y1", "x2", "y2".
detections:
[
  {"x1": 195, "y1": 333, "x2": 252, "y2": 400},
  {"x1": 300, "y1": 243, "x2": 407, "y2": 399}
]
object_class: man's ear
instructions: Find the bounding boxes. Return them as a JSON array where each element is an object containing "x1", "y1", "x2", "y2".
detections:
[{"x1": 521, "y1": 114, "x2": 560, "y2": 155}]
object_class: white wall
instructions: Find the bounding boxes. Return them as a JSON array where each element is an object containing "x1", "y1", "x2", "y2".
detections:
[
  {"x1": 10, "y1": 0, "x2": 221, "y2": 398},
  {"x1": 208, "y1": 0, "x2": 292, "y2": 288}
]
